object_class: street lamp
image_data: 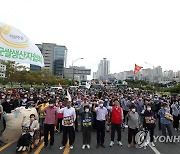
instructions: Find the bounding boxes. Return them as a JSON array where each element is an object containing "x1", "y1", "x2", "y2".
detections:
[
  {"x1": 144, "y1": 62, "x2": 155, "y2": 87},
  {"x1": 72, "y1": 58, "x2": 84, "y2": 83}
]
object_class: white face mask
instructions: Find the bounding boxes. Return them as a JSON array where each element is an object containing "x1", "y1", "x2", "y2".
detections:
[
  {"x1": 30, "y1": 117, "x2": 35, "y2": 121},
  {"x1": 147, "y1": 108, "x2": 151, "y2": 111},
  {"x1": 165, "y1": 107, "x2": 170, "y2": 111},
  {"x1": 7, "y1": 99, "x2": 10, "y2": 102},
  {"x1": 85, "y1": 109, "x2": 89, "y2": 112},
  {"x1": 132, "y1": 109, "x2": 136, "y2": 112},
  {"x1": 99, "y1": 104, "x2": 103, "y2": 108},
  {"x1": 49, "y1": 104, "x2": 54, "y2": 107}
]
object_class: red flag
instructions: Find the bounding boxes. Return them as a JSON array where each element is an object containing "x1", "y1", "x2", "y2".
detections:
[{"x1": 134, "y1": 64, "x2": 143, "y2": 74}]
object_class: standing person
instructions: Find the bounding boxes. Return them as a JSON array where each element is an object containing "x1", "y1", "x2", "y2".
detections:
[
  {"x1": 108, "y1": 99, "x2": 123, "y2": 147},
  {"x1": 37, "y1": 100, "x2": 49, "y2": 136},
  {"x1": 158, "y1": 103, "x2": 173, "y2": 137},
  {"x1": 121, "y1": 97, "x2": 129, "y2": 128},
  {"x1": 39, "y1": 100, "x2": 57, "y2": 149},
  {"x1": 93, "y1": 100, "x2": 108, "y2": 148},
  {"x1": 171, "y1": 101, "x2": 179, "y2": 131},
  {"x1": 127, "y1": 105, "x2": 140, "y2": 148},
  {"x1": 58, "y1": 101, "x2": 76, "y2": 150},
  {"x1": 81, "y1": 105, "x2": 93, "y2": 149},
  {"x1": 143, "y1": 105, "x2": 156, "y2": 148},
  {"x1": 56, "y1": 101, "x2": 64, "y2": 134}
]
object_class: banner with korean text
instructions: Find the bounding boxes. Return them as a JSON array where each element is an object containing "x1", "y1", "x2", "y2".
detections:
[{"x1": 0, "y1": 22, "x2": 44, "y2": 67}]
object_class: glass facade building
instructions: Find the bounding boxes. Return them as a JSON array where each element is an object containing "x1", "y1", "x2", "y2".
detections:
[
  {"x1": 30, "y1": 43, "x2": 67, "y2": 77},
  {"x1": 53, "y1": 46, "x2": 67, "y2": 76}
]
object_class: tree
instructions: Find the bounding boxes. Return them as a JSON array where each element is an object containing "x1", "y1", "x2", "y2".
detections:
[{"x1": 1, "y1": 60, "x2": 27, "y2": 87}]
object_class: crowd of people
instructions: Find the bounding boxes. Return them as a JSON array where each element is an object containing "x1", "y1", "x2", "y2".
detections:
[{"x1": 0, "y1": 86, "x2": 180, "y2": 151}]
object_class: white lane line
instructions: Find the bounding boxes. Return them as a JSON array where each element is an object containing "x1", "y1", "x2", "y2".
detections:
[{"x1": 149, "y1": 144, "x2": 161, "y2": 154}]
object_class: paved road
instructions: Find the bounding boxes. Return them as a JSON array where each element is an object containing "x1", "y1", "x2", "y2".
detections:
[{"x1": 0, "y1": 119, "x2": 180, "y2": 154}]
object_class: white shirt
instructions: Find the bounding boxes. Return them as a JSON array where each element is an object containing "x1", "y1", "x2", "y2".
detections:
[
  {"x1": 22, "y1": 120, "x2": 39, "y2": 136},
  {"x1": 57, "y1": 107, "x2": 76, "y2": 126},
  {"x1": 95, "y1": 107, "x2": 108, "y2": 121}
]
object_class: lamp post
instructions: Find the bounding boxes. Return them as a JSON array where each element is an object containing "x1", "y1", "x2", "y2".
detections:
[
  {"x1": 72, "y1": 58, "x2": 84, "y2": 84},
  {"x1": 144, "y1": 62, "x2": 155, "y2": 88}
]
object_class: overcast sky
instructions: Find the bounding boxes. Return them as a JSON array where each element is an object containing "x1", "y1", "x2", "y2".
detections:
[{"x1": 1, "y1": 0, "x2": 180, "y2": 78}]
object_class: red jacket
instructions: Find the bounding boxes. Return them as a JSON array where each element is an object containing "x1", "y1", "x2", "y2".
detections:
[
  {"x1": 111, "y1": 106, "x2": 123, "y2": 124},
  {"x1": 58, "y1": 105, "x2": 64, "y2": 119}
]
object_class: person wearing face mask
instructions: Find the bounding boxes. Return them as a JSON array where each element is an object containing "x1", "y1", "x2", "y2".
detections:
[
  {"x1": 93, "y1": 100, "x2": 108, "y2": 148},
  {"x1": 20, "y1": 94, "x2": 28, "y2": 107},
  {"x1": 39, "y1": 100, "x2": 57, "y2": 149},
  {"x1": 57, "y1": 101, "x2": 76, "y2": 150},
  {"x1": 127, "y1": 105, "x2": 140, "y2": 148},
  {"x1": 56, "y1": 101, "x2": 65, "y2": 134},
  {"x1": 158, "y1": 103, "x2": 173, "y2": 138},
  {"x1": 37, "y1": 100, "x2": 49, "y2": 136},
  {"x1": 143, "y1": 105, "x2": 156, "y2": 148},
  {"x1": 80, "y1": 105, "x2": 93, "y2": 149},
  {"x1": 26, "y1": 95, "x2": 35, "y2": 108},
  {"x1": 107, "y1": 99, "x2": 123, "y2": 147},
  {"x1": 171, "y1": 101, "x2": 180, "y2": 131},
  {"x1": 16, "y1": 114, "x2": 39, "y2": 152}
]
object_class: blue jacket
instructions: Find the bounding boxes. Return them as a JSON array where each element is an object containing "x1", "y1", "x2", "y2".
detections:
[{"x1": 158, "y1": 108, "x2": 171, "y2": 125}]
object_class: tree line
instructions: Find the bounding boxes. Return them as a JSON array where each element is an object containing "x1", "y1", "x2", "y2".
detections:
[{"x1": 0, "y1": 61, "x2": 74, "y2": 87}]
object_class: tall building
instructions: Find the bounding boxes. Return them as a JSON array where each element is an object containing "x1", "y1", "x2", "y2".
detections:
[
  {"x1": 96, "y1": 58, "x2": 110, "y2": 81},
  {"x1": 30, "y1": 43, "x2": 67, "y2": 77}
]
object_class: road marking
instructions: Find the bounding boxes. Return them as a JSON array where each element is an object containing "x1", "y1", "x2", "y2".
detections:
[
  {"x1": 22, "y1": 136, "x2": 44, "y2": 154},
  {"x1": 149, "y1": 144, "x2": 161, "y2": 154},
  {"x1": 34, "y1": 136, "x2": 49, "y2": 154},
  {"x1": 63, "y1": 140, "x2": 70, "y2": 154},
  {"x1": 0, "y1": 142, "x2": 13, "y2": 152}
]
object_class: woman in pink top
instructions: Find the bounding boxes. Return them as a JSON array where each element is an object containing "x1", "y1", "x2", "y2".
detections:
[{"x1": 56, "y1": 101, "x2": 64, "y2": 133}]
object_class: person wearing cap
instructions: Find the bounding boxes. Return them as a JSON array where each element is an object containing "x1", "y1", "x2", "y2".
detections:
[
  {"x1": 107, "y1": 99, "x2": 123, "y2": 147},
  {"x1": 80, "y1": 105, "x2": 93, "y2": 149},
  {"x1": 57, "y1": 101, "x2": 76, "y2": 150},
  {"x1": 93, "y1": 100, "x2": 108, "y2": 148},
  {"x1": 158, "y1": 103, "x2": 173, "y2": 138},
  {"x1": 39, "y1": 100, "x2": 57, "y2": 149}
]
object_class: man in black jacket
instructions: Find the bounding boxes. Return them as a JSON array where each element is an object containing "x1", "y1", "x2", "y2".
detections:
[
  {"x1": 143, "y1": 105, "x2": 156, "y2": 148},
  {"x1": 81, "y1": 105, "x2": 93, "y2": 149}
]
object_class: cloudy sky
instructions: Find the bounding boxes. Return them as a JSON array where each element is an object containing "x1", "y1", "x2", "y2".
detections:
[{"x1": 1, "y1": 0, "x2": 180, "y2": 78}]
